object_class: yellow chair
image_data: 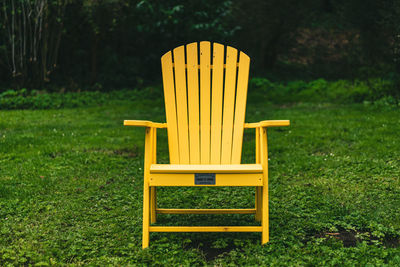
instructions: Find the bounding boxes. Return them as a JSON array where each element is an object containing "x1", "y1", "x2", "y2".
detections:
[{"x1": 124, "y1": 41, "x2": 289, "y2": 249}]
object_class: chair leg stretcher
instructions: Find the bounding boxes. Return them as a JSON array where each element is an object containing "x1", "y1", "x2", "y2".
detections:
[
  {"x1": 149, "y1": 226, "x2": 263, "y2": 232},
  {"x1": 155, "y1": 208, "x2": 256, "y2": 214}
]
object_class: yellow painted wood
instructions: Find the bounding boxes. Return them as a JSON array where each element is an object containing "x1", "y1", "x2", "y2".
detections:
[
  {"x1": 231, "y1": 52, "x2": 251, "y2": 163},
  {"x1": 173, "y1": 46, "x2": 190, "y2": 164},
  {"x1": 142, "y1": 127, "x2": 154, "y2": 249},
  {"x1": 150, "y1": 164, "x2": 263, "y2": 173},
  {"x1": 153, "y1": 128, "x2": 157, "y2": 163},
  {"x1": 156, "y1": 209, "x2": 256, "y2": 214},
  {"x1": 149, "y1": 226, "x2": 262, "y2": 232},
  {"x1": 150, "y1": 187, "x2": 156, "y2": 224},
  {"x1": 255, "y1": 127, "x2": 262, "y2": 221},
  {"x1": 221, "y1": 46, "x2": 238, "y2": 164},
  {"x1": 200, "y1": 41, "x2": 211, "y2": 164},
  {"x1": 255, "y1": 187, "x2": 262, "y2": 222},
  {"x1": 255, "y1": 189, "x2": 259, "y2": 221},
  {"x1": 186, "y1": 42, "x2": 201, "y2": 164},
  {"x1": 244, "y1": 120, "x2": 290, "y2": 128},
  {"x1": 123, "y1": 120, "x2": 167, "y2": 128},
  {"x1": 210, "y1": 43, "x2": 224, "y2": 164},
  {"x1": 161, "y1": 51, "x2": 180, "y2": 163},
  {"x1": 171, "y1": 63, "x2": 241, "y2": 69},
  {"x1": 260, "y1": 128, "x2": 269, "y2": 244},
  {"x1": 149, "y1": 173, "x2": 263, "y2": 186},
  {"x1": 150, "y1": 128, "x2": 157, "y2": 224}
]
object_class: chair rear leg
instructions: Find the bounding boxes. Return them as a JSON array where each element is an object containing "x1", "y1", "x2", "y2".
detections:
[
  {"x1": 255, "y1": 127, "x2": 262, "y2": 222},
  {"x1": 255, "y1": 186, "x2": 262, "y2": 221},
  {"x1": 150, "y1": 187, "x2": 157, "y2": 223}
]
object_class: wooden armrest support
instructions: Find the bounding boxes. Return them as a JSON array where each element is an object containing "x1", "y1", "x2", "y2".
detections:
[
  {"x1": 245, "y1": 120, "x2": 290, "y2": 128},
  {"x1": 123, "y1": 120, "x2": 167, "y2": 128}
]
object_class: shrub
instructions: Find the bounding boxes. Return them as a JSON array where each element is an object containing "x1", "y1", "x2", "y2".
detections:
[
  {"x1": 0, "y1": 79, "x2": 398, "y2": 110},
  {"x1": 248, "y1": 77, "x2": 399, "y2": 105},
  {"x1": 0, "y1": 89, "x2": 140, "y2": 110}
]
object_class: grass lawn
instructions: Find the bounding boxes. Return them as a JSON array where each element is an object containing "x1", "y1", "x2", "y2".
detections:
[{"x1": 0, "y1": 97, "x2": 399, "y2": 265}]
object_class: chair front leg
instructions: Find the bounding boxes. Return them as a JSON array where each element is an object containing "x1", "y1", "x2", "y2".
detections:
[
  {"x1": 142, "y1": 127, "x2": 154, "y2": 249},
  {"x1": 260, "y1": 127, "x2": 269, "y2": 244},
  {"x1": 142, "y1": 177, "x2": 150, "y2": 249}
]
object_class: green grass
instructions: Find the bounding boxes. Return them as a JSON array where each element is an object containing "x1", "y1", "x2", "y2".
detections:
[{"x1": 1, "y1": 98, "x2": 399, "y2": 265}]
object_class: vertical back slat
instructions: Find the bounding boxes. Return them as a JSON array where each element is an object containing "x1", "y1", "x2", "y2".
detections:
[
  {"x1": 200, "y1": 41, "x2": 211, "y2": 164},
  {"x1": 231, "y1": 52, "x2": 250, "y2": 163},
  {"x1": 210, "y1": 43, "x2": 225, "y2": 164},
  {"x1": 186, "y1": 43, "x2": 200, "y2": 164},
  {"x1": 221, "y1": 46, "x2": 238, "y2": 164},
  {"x1": 173, "y1": 46, "x2": 190, "y2": 164},
  {"x1": 161, "y1": 51, "x2": 180, "y2": 163}
]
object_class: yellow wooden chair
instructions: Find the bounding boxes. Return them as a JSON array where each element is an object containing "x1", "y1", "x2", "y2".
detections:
[{"x1": 124, "y1": 41, "x2": 289, "y2": 249}]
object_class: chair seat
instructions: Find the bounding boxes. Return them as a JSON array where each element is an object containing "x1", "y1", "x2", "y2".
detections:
[{"x1": 150, "y1": 164, "x2": 263, "y2": 174}]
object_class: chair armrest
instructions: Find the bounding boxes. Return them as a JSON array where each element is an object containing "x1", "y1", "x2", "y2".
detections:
[
  {"x1": 124, "y1": 120, "x2": 167, "y2": 128},
  {"x1": 245, "y1": 120, "x2": 290, "y2": 128}
]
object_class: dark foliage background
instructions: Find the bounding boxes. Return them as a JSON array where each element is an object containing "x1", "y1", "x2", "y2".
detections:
[{"x1": 1, "y1": 0, "x2": 400, "y2": 94}]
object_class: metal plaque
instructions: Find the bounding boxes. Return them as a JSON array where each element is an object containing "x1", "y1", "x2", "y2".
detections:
[{"x1": 195, "y1": 173, "x2": 216, "y2": 185}]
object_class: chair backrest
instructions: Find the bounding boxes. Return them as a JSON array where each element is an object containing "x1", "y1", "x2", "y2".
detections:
[{"x1": 161, "y1": 41, "x2": 250, "y2": 165}]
